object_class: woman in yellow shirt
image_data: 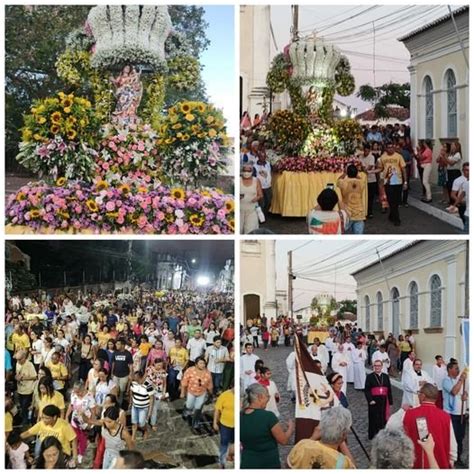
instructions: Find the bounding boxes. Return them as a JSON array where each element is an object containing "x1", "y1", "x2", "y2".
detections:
[
  {"x1": 36, "y1": 376, "x2": 66, "y2": 420},
  {"x1": 139, "y1": 335, "x2": 152, "y2": 371},
  {"x1": 213, "y1": 388, "x2": 235, "y2": 468}
]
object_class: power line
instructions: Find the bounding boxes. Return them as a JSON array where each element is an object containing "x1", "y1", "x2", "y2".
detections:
[
  {"x1": 292, "y1": 241, "x2": 314, "y2": 253},
  {"x1": 312, "y1": 6, "x2": 379, "y2": 34}
]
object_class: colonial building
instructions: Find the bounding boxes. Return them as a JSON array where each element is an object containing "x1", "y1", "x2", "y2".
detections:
[
  {"x1": 399, "y1": 6, "x2": 469, "y2": 166},
  {"x1": 352, "y1": 241, "x2": 468, "y2": 373},
  {"x1": 240, "y1": 5, "x2": 272, "y2": 118},
  {"x1": 241, "y1": 240, "x2": 277, "y2": 322}
]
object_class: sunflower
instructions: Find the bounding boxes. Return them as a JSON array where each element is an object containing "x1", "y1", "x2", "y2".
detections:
[
  {"x1": 56, "y1": 177, "x2": 67, "y2": 187},
  {"x1": 106, "y1": 212, "x2": 119, "y2": 219},
  {"x1": 224, "y1": 200, "x2": 235, "y2": 212},
  {"x1": 197, "y1": 103, "x2": 206, "y2": 113},
  {"x1": 181, "y1": 134, "x2": 190, "y2": 141},
  {"x1": 185, "y1": 113, "x2": 195, "y2": 122},
  {"x1": 165, "y1": 138, "x2": 175, "y2": 144},
  {"x1": 66, "y1": 116, "x2": 77, "y2": 126},
  {"x1": 86, "y1": 199, "x2": 99, "y2": 213},
  {"x1": 208, "y1": 129, "x2": 217, "y2": 138},
  {"x1": 138, "y1": 186, "x2": 148, "y2": 193},
  {"x1": 61, "y1": 98, "x2": 73, "y2": 109},
  {"x1": 95, "y1": 180, "x2": 109, "y2": 191},
  {"x1": 228, "y1": 219, "x2": 235, "y2": 231},
  {"x1": 22, "y1": 129, "x2": 33, "y2": 142},
  {"x1": 50, "y1": 124, "x2": 60, "y2": 134},
  {"x1": 64, "y1": 107, "x2": 72, "y2": 114},
  {"x1": 36, "y1": 116, "x2": 47, "y2": 125},
  {"x1": 190, "y1": 214, "x2": 204, "y2": 226},
  {"x1": 171, "y1": 188, "x2": 185, "y2": 200},
  {"x1": 66, "y1": 129, "x2": 77, "y2": 140},
  {"x1": 16, "y1": 192, "x2": 27, "y2": 201},
  {"x1": 180, "y1": 103, "x2": 191, "y2": 113},
  {"x1": 30, "y1": 209, "x2": 41, "y2": 219},
  {"x1": 51, "y1": 112, "x2": 62, "y2": 124},
  {"x1": 165, "y1": 214, "x2": 175, "y2": 223},
  {"x1": 201, "y1": 190, "x2": 211, "y2": 198},
  {"x1": 33, "y1": 133, "x2": 43, "y2": 141},
  {"x1": 119, "y1": 184, "x2": 131, "y2": 195},
  {"x1": 57, "y1": 210, "x2": 70, "y2": 220},
  {"x1": 206, "y1": 116, "x2": 215, "y2": 124},
  {"x1": 172, "y1": 123, "x2": 182, "y2": 130}
]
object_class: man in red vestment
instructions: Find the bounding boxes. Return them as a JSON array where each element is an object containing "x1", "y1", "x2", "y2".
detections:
[{"x1": 403, "y1": 383, "x2": 457, "y2": 468}]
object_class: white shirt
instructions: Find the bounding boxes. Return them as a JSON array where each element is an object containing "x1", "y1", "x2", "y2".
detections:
[
  {"x1": 255, "y1": 161, "x2": 272, "y2": 189},
  {"x1": 372, "y1": 350, "x2": 390, "y2": 374},
  {"x1": 240, "y1": 353, "x2": 260, "y2": 389},
  {"x1": 205, "y1": 345, "x2": 228, "y2": 374},
  {"x1": 309, "y1": 345, "x2": 328, "y2": 372},
  {"x1": 32, "y1": 339, "x2": 44, "y2": 365},
  {"x1": 359, "y1": 152, "x2": 377, "y2": 183},
  {"x1": 432, "y1": 364, "x2": 448, "y2": 390},
  {"x1": 452, "y1": 175, "x2": 467, "y2": 193},
  {"x1": 265, "y1": 380, "x2": 280, "y2": 417},
  {"x1": 325, "y1": 337, "x2": 335, "y2": 353},
  {"x1": 186, "y1": 337, "x2": 206, "y2": 362},
  {"x1": 459, "y1": 180, "x2": 469, "y2": 217},
  {"x1": 447, "y1": 151, "x2": 462, "y2": 170}
]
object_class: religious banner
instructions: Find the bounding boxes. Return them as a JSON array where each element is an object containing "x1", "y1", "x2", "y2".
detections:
[{"x1": 294, "y1": 333, "x2": 339, "y2": 442}]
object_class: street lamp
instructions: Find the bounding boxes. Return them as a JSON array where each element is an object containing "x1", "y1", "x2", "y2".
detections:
[{"x1": 196, "y1": 275, "x2": 210, "y2": 286}]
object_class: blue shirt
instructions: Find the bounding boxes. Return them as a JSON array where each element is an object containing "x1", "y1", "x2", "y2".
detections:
[
  {"x1": 5, "y1": 350, "x2": 12, "y2": 371},
  {"x1": 442, "y1": 376, "x2": 463, "y2": 415}
]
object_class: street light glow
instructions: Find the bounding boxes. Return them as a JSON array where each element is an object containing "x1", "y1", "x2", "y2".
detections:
[
  {"x1": 197, "y1": 275, "x2": 210, "y2": 286},
  {"x1": 191, "y1": 258, "x2": 197, "y2": 264}
]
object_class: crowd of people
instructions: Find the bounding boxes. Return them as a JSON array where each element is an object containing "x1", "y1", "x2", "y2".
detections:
[
  {"x1": 5, "y1": 288, "x2": 235, "y2": 469},
  {"x1": 239, "y1": 114, "x2": 468, "y2": 234},
  {"x1": 240, "y1": 317, "x2": 469, "y2": 469}
]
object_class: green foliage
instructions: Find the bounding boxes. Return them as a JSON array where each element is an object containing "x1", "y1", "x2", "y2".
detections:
[
  {"x1": 5, "y1": 5, "x2": 90, "y2": 171},
  {"x1": 357, "y1": 82, "x2": 410, "y2": 118},
  {"x1": 7, "y1": 261, "x2": 37, "y2": 292},
  {"x1": 266, "y1": 53, "x2": 291, "y2": 94},
  {"x1": 337, "y1": 299, "x2": 357, "y2": 318}
]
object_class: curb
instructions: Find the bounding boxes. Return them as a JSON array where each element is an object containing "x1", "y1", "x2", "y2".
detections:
[{"x1": 407, "y1": 196, "x2": 464, "y2": 230}]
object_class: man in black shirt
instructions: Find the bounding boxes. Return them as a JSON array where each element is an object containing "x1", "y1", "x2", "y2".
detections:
[{"x1": 111, "y1": 338, "x2": 133, "y2": 407}]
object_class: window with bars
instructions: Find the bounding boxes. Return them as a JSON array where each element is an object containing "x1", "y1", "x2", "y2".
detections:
[
  {"x1": 430, "y1": 275, "x2": 442, "y2": 327},
  {"x1": 376, "y1": 291, "x2": 383, "y2": 331},
  {"x1": 424, "y1": 76, "x2": 434, "y2": 139},
  {"x1": 409, "y1": 281, "x2": 418, "y2": 329},
  {"x1": 446, "y1": 69, "x2": 457, "y2": 137},
  {"x1": 365, "y1": 295, "x2": 370, "y2": 332}
]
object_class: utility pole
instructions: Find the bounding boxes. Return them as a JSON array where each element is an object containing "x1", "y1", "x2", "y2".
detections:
[
  {"x1": 372, "y1": 21, "x2": 376, "y2": 87},
  {"x1": 288, "y1": 251, "x2": 293, "y2": 319},
  {"x1": 291, "y1": 5, "x2": 299, "y2": 42}
]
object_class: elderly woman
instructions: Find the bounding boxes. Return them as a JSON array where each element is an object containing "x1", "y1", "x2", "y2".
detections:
[
  {"x1": 371, "y1": 428, "x2": 439, "y2": 469},
  {"x1": 287, "y1": 406, "x2": 356, "y2": 469},
  {"x1": 240, "y1": 164, "x2": 263, "y2": 234},
  {"x1": 241, "y1": 383, "x2": 294, "y2": 468}
]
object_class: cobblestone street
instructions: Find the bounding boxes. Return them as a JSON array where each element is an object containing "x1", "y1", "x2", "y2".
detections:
[
  {"x1": 79, "y1": 398, "x2": 222, "y2": 469},
  {"x1": 253, "y1": 343, "x2": 468, "y2": 469}
]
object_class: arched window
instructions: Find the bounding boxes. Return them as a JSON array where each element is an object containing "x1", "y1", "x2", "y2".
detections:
[
  {"x1": 391, "y1": 288, "x2": 400, "y2": 336},
  {"x1": 409, "y1": 281, "x2": 419, "y2": 329},
  {"x1": 424, "y1": 76, "x2": 434, "y2": 139},
  {"x1": 430, "y1": 275, "x2": 442, "y2": 327},
  {"x1": 376, "y1": 291, "x2": 383, "y2": 331},
  {"x1": 445, "y1": 69, "x2": 457, "y2": 137},
  {"x1": 365, "y1": 295, "x2": 370, "y2": 332}
]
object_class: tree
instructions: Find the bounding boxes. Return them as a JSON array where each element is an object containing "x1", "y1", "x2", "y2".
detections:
[
  {"x1": 337, "y1": 299, "x2": 357, "y2": 318},
  {"x1": 357, "y1": 82, "x2": 410, "y2": 119}
]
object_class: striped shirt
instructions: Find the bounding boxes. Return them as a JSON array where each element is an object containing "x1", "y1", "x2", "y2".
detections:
[{"x1": 130, "y1": 380, "x2": 154, "y2": 409}]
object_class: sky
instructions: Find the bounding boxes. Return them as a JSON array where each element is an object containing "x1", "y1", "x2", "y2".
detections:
[
  {"x1": 270, "y1": 5, "x2": 460, "y2": 112},
  {"x1": 275, "y1": 240, "x2": 412, "y2": 310},
  {"x1": 200, "y1": 6, "x2": 236, "y2": 136}
]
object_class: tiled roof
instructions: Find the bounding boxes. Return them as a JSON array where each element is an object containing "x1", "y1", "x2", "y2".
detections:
[
  {"x1": 398, "y1": 6, "x2": 468, "y2": 42},
  {"x1": 355, "y1": 107, "x2": 410, "y2": 122}
]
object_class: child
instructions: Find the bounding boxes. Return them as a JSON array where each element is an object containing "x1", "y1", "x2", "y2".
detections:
[
  {"x1": 258, "y1": 367, "x2": 280, "y2": 417},
  {"x1": 7, "y1": 431, "x2": 31, "y2": 469},
  {"x1": 261, "y1": 327, "x2": 270, "y2": 351}
]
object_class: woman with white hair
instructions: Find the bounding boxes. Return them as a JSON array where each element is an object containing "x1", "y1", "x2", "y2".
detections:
[
  {"x1": 371, "y1": 428, "x2": 439, "y2": 469},
  {"x1": 287, "y1": 405, "x2": 356, "y2": 468},
  {"x1": 240, "y1": 383, "x2": 294, "y2": 468}
]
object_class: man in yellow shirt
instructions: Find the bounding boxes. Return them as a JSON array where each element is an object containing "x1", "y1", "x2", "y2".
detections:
[
  {"x1": 14, "y1": 349, "x2": 37, "y2": 425},
  {"x1": 46, "y1": 352, "x2": 68, "y2": 394},
  {"x1": 21, "y1": 404, "x2": 78, "y2": 466},
  {"x1": 213, "y1": 387, "x2": 235, "y2": 468},
  {"x1": 12, "y1": 324, "x2": 31, "y2": 352},
  {"x1": 377, "y1": 142, "x2": 408, "y2": 226},
  {"x1": 168, "y1": 339, "x2": 189, "y2": 400},
  {"x1": 337, "y1": 164, "x2": 366, "y2": 234}
]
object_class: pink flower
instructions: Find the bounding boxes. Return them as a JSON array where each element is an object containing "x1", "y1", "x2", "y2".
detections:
[
  {"x1": 175, "y1": 218, "x2": 184, "y2": 227},
  {"x1": 105, "y1": 201, "x2": 116, "y2": 212},
  {"x1": 137, "y1": 215, "x2": 148, "y2": 228},
  {"x1": 102, "y1": 162, "x2": 110, "y2": 170},
  {"x1": 137, "y1": 141, "x2": 145, "y2": 152},
  {"x1": 108, "y1": 141, "x2": 117, "y2": 151}
]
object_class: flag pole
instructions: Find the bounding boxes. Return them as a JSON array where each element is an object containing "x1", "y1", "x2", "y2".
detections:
[{"x1": 350, "y1": 426, "x2": 371, "y2": 462}]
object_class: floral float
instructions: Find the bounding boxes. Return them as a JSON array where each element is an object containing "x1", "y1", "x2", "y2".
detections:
[{"x1": 7, "y1": 5, "x2": 234, "y2": 234}]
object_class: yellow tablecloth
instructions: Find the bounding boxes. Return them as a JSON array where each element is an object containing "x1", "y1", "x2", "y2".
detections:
[
  {"x1": 308, "y1": 330, "x2": 330, "y2": 344},
  {"x1": 270, "y1": 171, "x2": 368, "y2": 217}
]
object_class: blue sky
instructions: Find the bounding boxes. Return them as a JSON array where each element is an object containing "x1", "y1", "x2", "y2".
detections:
[{"x1": 200, "y1": 6, "x2": 236, "y2": 136}]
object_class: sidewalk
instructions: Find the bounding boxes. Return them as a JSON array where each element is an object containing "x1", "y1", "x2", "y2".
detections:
[{"x1": 407, "y1": 178, "x2": 464, "y2": 231}]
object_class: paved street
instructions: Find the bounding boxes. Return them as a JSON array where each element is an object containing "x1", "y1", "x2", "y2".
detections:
[
  {"x1": 261, "y1": 201, "x2": 460, "y2": 235},
  {"x1": 253, "y1": 344, "x2": 468, "y2": 469}
]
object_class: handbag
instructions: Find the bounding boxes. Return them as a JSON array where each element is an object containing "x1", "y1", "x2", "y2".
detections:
[{"x1": 255, "y1": 205, "x2": 266, "y2": 223}]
